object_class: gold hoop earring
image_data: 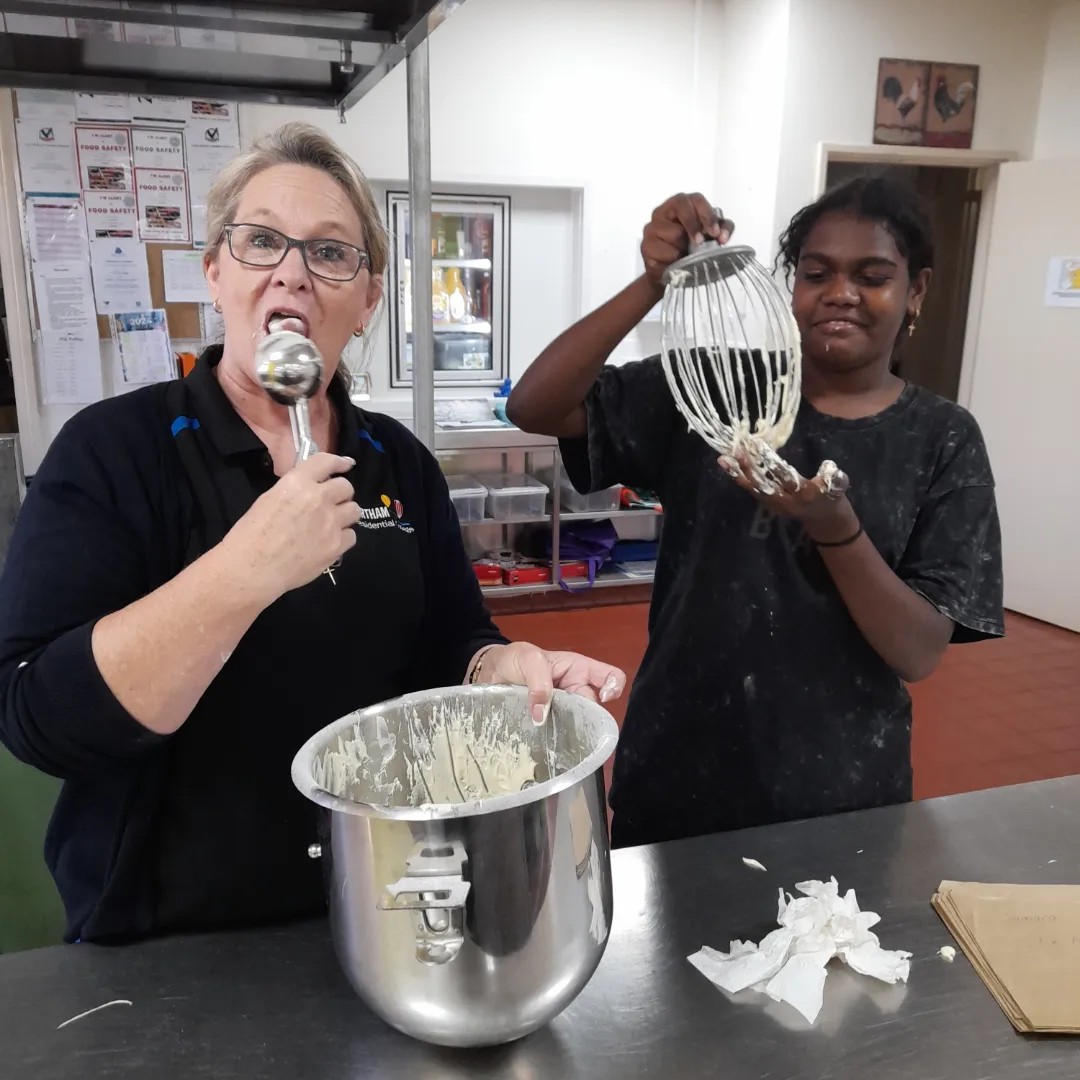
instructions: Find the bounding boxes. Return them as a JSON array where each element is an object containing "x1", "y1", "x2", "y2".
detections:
[
  {"x1": 907, "y1": 309, "x2": 920, "y2": 338},
  {"x1": 212, "y1": 299, "x2": 222, "y2": 314}
]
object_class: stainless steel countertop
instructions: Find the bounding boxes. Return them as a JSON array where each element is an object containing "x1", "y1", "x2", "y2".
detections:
[
  {"x1": 348, "y1": 409, "x2": 558, "y2": 451},
  {"x1": 2, "y1": 777, "x2": 1078, "y2": 1078},
  {"x1": 433, "y1": 424, "x2": 557, "y2": 452}
]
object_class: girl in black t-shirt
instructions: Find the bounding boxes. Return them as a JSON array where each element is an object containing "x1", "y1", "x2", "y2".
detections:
[{"x1": 508, "y1": 178, "x2": 1005, "y2": 848}]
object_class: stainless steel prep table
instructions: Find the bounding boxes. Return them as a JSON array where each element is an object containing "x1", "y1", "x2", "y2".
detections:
[{"x1": 2, "y1": 777, "x2": 1078, "y2": 1079}]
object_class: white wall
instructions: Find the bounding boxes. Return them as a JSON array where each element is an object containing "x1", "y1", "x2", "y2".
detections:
[
  {"x1": 771, "y1": 0, "x2": 1054, "y2": 259},
  {"x1": 712, "y1": 0, "x2": 790, "y2": 263},
  {"x1": 241, "y1": 0, "x2": 724, "y2": 396},
  {"x1": 1034, "y1": 0, "x2": 1080, "y2": 158},
  {"x1": 967, "y1": 159, "x2": 1080, "y2": 631}
]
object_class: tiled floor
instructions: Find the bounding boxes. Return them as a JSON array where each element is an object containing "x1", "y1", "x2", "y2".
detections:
[
  {"x1": 497, "y1": 605, "x2": 1080, "y2": 806},
  {"x1": 909, "y1": 612, "x2": 1080, "y2": 798}
]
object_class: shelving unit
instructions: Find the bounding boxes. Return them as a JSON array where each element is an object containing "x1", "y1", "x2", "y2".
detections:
[
  {"x1": 480, "y1": 569, "x2": 655, "y2": 599},
  {"x1": 459, "y1": 508, "x2": 660, "y2": 528},
  {"x1": 432, "y1": 321, "x2": 492, "y2": 335},
  {"x1": 414, "y1": 258, "x2": 493, "y2": 271},
  {"x1": 433, "y1": 425, "x2": 662, "y2": 601}
]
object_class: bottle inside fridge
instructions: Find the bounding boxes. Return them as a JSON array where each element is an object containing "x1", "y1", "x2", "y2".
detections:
[
  {"x1": 444, "y1": 267, "x2": 469, "y2": 323},
  {"x1": 433, "y1": 213, "x2": 447, "y2": 258},
  {"x1": 471, "y1": 215, "x2": 493, "y2": 258},
  {"x1": 432, "y1": 268, "x2": 450, "y2": 323}
]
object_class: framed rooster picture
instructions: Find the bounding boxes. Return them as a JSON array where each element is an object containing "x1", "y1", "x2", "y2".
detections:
[
  {"x1": 924, "y1": 62, "x2": 979, "y2": 148},
  {"x1": 874, "y1": 58, "x2": 930, "y2": 146}
]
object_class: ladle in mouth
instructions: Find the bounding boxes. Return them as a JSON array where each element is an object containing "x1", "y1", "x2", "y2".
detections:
[{"x1": 254, "y1": 326, "x2": 324, "y2": 462}]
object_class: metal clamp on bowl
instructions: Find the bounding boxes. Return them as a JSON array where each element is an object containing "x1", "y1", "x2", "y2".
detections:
[{"x1": 378, "y1": 841, "x2": 471, "y2": 966}]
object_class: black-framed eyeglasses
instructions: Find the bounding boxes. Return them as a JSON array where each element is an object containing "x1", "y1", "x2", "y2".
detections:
[{"x1": 223, "y1": 223, "x2": 370, "y2": 282}]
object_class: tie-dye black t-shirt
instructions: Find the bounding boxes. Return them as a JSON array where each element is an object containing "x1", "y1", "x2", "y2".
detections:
[{"x1": 560, "y1": 356, "x2": 1004, "y2": 848}]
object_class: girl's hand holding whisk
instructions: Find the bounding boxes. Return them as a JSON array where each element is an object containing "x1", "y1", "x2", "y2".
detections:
[
  {"x1": 721, "y1": 451, "x2": 862, "y2": 547},
  {"x1": 641, "y1": 193, "x2": 735, "y2": 287}
]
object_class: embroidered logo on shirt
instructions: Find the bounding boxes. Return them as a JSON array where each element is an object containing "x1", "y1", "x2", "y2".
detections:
[{"x1": 356, "y1": 494, "x2": 414, "y2": 534}]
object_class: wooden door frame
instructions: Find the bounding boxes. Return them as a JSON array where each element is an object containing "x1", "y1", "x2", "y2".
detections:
[{"x1": 813, "y1": 143, "x2": 1019, "y2": 410}]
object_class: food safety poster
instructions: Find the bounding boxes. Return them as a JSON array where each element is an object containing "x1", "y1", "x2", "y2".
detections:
[
  {"x1": 84, "y1": 191, "x2": 138, "y2": 238},
  {"x1": 75, "y1": 126, "x2": 133, "y2": 192},
  {"x1": 135, "y1": 168, "x2": 191, "y2": 243}
]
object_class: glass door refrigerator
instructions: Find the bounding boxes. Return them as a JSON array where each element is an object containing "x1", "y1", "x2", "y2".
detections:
[{"x1": 386, "y1": 192, "x2": 510, "y2": 389}]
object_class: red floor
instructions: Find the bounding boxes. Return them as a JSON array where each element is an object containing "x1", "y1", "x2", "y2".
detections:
[{"x1": 497, "y1": 606, "x2": 1080, "y2": 803}]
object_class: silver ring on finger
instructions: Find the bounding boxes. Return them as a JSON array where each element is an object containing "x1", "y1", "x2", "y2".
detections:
[{"x1": 818, "y1": 460, "x2": 850, "y2": 500}]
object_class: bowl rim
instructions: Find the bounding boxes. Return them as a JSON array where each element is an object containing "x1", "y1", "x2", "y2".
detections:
[{"x1": 290, "y1": 684, "x2": 619, "y2": 821}]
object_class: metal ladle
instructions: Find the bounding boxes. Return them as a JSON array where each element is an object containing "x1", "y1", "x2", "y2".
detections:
[
  {"x1": 254, "y1": 329, "x2": 324, "y2": 464},
  {"x1": 255, "y1": 328, "x2": 341, "y2": 584}
]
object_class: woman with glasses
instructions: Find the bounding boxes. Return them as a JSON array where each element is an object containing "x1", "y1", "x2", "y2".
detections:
[{"x1": 0, "y1": 123, "x2": 625, "y2": 944}]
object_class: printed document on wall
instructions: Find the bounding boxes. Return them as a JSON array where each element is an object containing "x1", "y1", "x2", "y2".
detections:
[
  {"x1": 175, "y1": 5, "x2": 237, "y2": 51},
  {"x1": 1044, "y1": 257, "x2": 1080, "y2": 309},
  {"x1": 135, "y1": 168, "x2": 190, "y2": 242},
  {"x1": 188, "y1": 96, "x2": 235, "y2": 120},
  {"x1": 89, "y1": 237, "x2": 153, "y2": 315},
  {"x1": 188, "y1": 142, "x2": 232, "y2": 245},
  {"x1": 84, "y1": 191, "x2": 138, "y2": 237},
  {"x1": 67, "y1": 8, "x2": 124, "y2": 44},
  {"x1": 76, "y1": 126, "x2": 134, "y2": 191},
  {"x1": 132, "y1": 127, "x2": 186, "y2": 170},
  {"x1": 119, "y1": 2, "x2": 177, "y2": 46},
  {"x1": 15, "y1": 118, "x2": 79, "y2": 194},
  {"x1": 15, "y1": 89, "x2": 76, "y2": 122},
  {"x1": 26, "y1": 197, "x2": 90, "y2": 263},
  {"x1": 39, "y1": 325, "x2": 104, "y2": 404},
  {"x1": 131, "y1": 94, "x2": 189, "y2": 124},
  {"x1": 162, "y1": 249, "x2": 210, "y2": 304},
  {"x1": 33, "y1": 261, "x2": 97, "y2": 331},
  {"x1": 186, "y1": 117, "x2": 239, "y2": 149},
  {"x1": 113, "y1": 309, "x2": 175, "y2": 384},
  {"x1": 74, "y1": 91, "x2": 132, "y2": 123},
  {"x1": 187, "y1": 142, "x2": 232, "y2": 200},
  {"x1": 33, "y1": 262, "x2": 102, "y2": 404}
]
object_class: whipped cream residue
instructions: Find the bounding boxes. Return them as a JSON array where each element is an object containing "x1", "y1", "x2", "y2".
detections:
[{"x1": 312, "y1": 698, "x2": 553, "y2": 809}]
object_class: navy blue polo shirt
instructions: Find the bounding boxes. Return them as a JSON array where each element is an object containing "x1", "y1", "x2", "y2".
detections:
[{"x1": 0, "y1": 347, "x2": 505, "y2": 942}]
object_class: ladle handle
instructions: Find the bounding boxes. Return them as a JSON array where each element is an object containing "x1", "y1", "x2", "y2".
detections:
[{"x1": 291, "y1": 398, "x2": 318, "y2": 463}]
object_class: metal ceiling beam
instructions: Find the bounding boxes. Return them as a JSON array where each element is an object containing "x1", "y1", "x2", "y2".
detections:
[
  {"x1": 0, "y1": 1, "x2": 394, "y2": 42},
  {"x1": 0, "y1": 33, "x2": 349, "y2": 107},
  {"x1": 0, "y1": 1, "x2": 467, "y2": 114},
  {"x1": 334, "y1": 0, "x2": 463, "y2": 113}
]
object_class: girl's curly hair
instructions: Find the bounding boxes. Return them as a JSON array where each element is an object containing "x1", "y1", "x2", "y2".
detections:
[{"x1": 774, "y1": 176, "x2": 935, "y2": 287}]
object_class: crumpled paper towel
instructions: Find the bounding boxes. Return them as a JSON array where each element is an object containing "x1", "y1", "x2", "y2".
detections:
[{"x1": 688, "y1": 877, "x2": 911, "y2": 1024}]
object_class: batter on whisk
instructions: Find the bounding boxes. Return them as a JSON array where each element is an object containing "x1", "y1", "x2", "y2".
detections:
[{"x1": 508, "y1": 177, "x2": 1004, "y2": 849}]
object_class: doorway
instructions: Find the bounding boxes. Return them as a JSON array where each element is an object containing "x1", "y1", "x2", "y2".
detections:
[{"x1": 823, "y1": 161, "x2": 982, "y2": 402}]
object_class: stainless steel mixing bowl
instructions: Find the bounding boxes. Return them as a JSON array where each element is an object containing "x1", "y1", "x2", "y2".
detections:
[{"x1": 291, "y1": 684, "x2": 618, "y2": 1047}]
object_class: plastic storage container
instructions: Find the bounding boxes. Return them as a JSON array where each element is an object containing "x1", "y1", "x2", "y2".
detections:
[
  {"x1": 444, "y1": 474, "x2": 487, "y2": 523},
  {"x1": 475, "y1": 473, "x2": 549, "y2": 520},
  {"x1": 562, "y1": 484, "x2": 622, "y2": 515},
  {"x1": 536, "y1": 460, "x2": 621, "y2": 515}
]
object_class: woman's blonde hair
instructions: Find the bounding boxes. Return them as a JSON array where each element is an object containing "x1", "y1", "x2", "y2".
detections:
[
  {"x1": 203, "y1": 122, "x2": 387, "y2": 387},
  {"x1": 203, "y1": 121, "x2": 388, "y2": 276}
]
